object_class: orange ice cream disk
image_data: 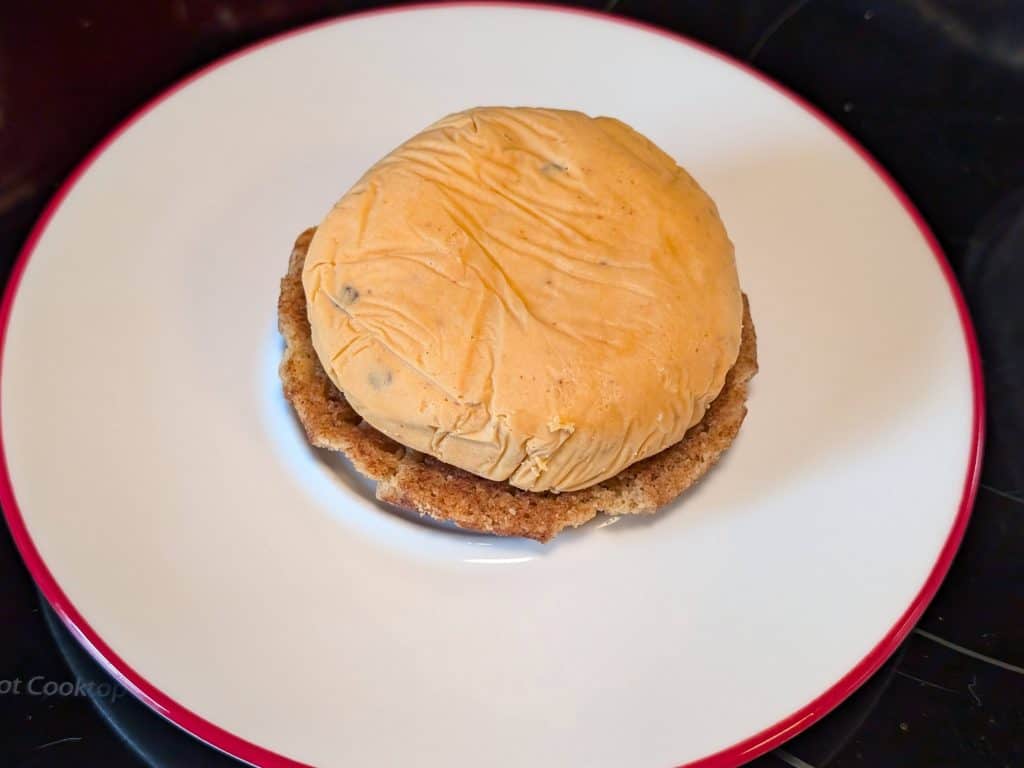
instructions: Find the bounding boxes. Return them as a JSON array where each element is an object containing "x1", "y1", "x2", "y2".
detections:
[{"x1": 302, "y1": 107, "x2": 744, "y2": 493}]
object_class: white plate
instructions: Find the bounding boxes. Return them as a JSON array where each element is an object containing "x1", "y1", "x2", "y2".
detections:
[{"x1": 0, "y1": 5, "x2": 982, "y2": 767}]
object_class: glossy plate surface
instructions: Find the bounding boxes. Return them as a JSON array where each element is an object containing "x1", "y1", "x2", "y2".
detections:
[{"x1": 0, "y1": 5, "x2": 981, "y2": 767}]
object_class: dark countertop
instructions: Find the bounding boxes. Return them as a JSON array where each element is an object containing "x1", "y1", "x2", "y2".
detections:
[{"x1": 1, "y1": 2, "x2": 1021, "y2": 766}]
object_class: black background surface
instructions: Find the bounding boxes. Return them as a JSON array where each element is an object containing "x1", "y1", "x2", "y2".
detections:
[{"x1": 1, "y1": 2, "x2": 1021, "y2": 766}]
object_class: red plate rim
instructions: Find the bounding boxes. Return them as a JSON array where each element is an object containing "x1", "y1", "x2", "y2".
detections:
[{"x1": 0, "y1": 3, "x2": 985, "y2": 767}]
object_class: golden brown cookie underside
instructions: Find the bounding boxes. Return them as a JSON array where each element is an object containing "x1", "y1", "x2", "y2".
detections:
[{"x1": 279, "y1": 228, "x2": 758, "y2": 542}]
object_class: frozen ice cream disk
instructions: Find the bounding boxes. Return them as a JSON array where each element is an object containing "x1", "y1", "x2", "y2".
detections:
[{"x1": 300, "y1": 107, "x2": 745, "y2": 494}]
